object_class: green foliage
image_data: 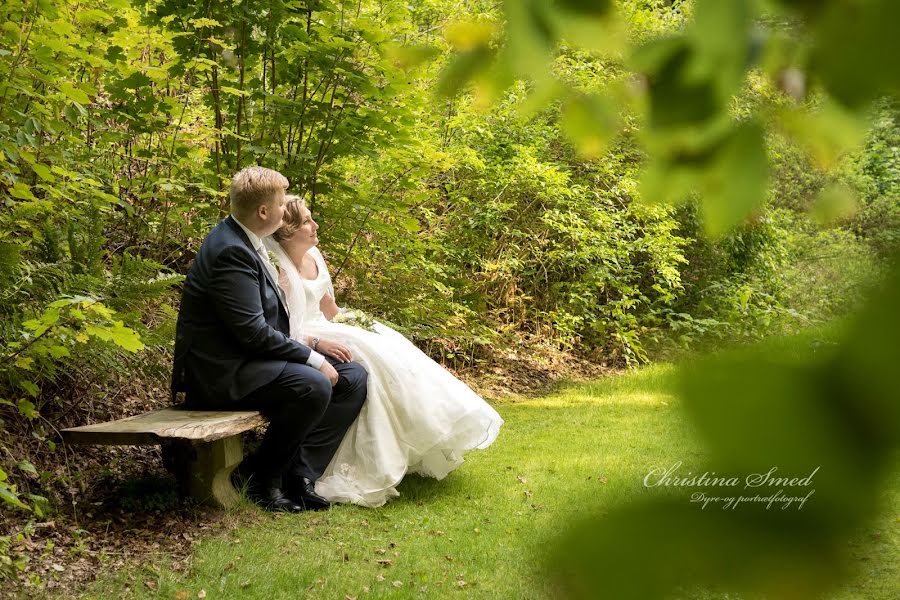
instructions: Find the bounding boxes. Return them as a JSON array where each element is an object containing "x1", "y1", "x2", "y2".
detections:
[
  {"x1": 849, "y1": 104, "x2": 900, "y2": 260},
  {"x1": 0, "y1": 295, "x2": 147, "y2": 513}
]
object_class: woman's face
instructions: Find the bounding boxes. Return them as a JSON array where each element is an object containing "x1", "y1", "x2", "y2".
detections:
[{"x1": 282, "y1": 204, "x2": 319, "y2": 252}]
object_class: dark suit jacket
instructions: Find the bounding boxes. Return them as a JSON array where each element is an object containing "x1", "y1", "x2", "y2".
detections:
[{"x1": 172, "y1": 216, "x2": 312, "y2": 406}]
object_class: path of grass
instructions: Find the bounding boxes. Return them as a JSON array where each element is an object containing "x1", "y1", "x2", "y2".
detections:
[{"x1": 81, "y1": 365, "x2": 898, "y2": 599}]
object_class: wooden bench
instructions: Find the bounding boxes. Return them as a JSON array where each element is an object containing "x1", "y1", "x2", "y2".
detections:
[{"x1": 61, "y1": 407, "x2": 267, "y2": 508}]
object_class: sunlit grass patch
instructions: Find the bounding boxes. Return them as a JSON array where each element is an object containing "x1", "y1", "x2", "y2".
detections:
[{"x1": 77, "y1": 365, "x2": 897, "y2": 600}]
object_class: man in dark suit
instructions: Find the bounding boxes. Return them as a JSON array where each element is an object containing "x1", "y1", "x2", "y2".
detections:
[{"x1": 172, "y1": 166, "x2": 367, "y2": 512}]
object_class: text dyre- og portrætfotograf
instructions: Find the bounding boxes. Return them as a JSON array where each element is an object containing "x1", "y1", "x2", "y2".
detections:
[{"x1": 641, "y1": 462, "x2": 819, "y2": 511}]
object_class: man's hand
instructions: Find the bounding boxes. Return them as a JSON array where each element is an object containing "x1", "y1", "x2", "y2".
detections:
[
  {"x1": 317, "y1": 339, "x2": 353, "y2": 363},
  {"x1": 318, "y1": 360, "x2": 339, "y2": 386}
]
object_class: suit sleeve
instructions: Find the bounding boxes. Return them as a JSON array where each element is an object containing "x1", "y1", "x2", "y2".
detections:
[{"x1": 207, "y1": 245, "x2": 313, "y2": 364}]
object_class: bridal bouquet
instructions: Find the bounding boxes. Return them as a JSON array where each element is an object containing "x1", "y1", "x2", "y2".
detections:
[{"x1": 333, "y1": 308, "x2": 378, "y2": 332}]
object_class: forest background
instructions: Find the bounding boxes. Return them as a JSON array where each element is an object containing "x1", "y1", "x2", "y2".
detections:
[{"x1": 0, "y1": 0, "x2": 897, "y2": 589}]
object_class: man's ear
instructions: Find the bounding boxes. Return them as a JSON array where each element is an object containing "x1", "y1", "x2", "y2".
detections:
[{"x1": 257, "y1": 202, "x2": 268, "y2": 220}]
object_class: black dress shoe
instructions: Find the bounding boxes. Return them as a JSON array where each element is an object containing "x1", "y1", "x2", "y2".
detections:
[
  {"x1": 284, "y1": 476, "x2": 331, "y2": 511},
  {"x1": 246, "y1": 479, "x2": 307, "y2": 513}
]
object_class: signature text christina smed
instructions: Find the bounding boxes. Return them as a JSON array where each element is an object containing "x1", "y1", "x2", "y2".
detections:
[{"x1": 642, "y1": 462, "x2": 818, "y2": 510}]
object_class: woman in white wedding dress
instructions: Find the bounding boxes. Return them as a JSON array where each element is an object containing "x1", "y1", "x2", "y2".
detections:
[{"x1": 263, "y1": 196, "x2": 503, "y2": 507}]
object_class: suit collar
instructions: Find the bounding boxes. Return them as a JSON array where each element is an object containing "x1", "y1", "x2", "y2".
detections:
[
  {"x1": 230, "y1": 214, "x2": 264, "y2": 253},
  {"x1": 224, "y1": 215, "x2": 251, "y2": 248}
]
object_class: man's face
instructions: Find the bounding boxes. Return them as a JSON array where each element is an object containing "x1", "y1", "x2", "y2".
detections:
[{"x1": 260, "y1": 190, "x2": 286, "y2": 236}]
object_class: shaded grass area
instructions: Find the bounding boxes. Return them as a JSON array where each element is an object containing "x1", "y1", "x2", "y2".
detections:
[{"x1": 77, "y1": 365, "x2": 897, "y2": 599}]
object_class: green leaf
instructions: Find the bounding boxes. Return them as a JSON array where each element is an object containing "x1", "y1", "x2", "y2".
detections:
[
  {"x1": 16, "y1": 461, "x2": 37, "y2": 476},
  {"x1": 17, "y1": 398, "x2": 38, "y2": 419},
  {"x1": 59, "y1": 81, "x2": 91, "y2": 104},
  {"x1": 505, "y1": 0, "x2": 556, "y2": 78},
  {"x1": 189, "y1": 17, "x2": 221, "y2": 29},
  {"x1": 701, "y1": 122, "x2": 768, "y2": 237},
  {"x1": 48, "y1": 345, "x2": 70, "y2": 359},
  {"x1": 690, "y1": 0, "x2": 752, "y2": 79},
  {"x1": 32, "y1": 163, "x2": 55, "y2": 182},
  {"x1": 550, "y1": 498, "x2": 843, "y2": 600},
  {"x1": 560, "y1": 93, "x2": 619, "y2": 159},
  {"x1": 444, "y1": 21, "x2": 496, "y2": 51},
  {"x1": 220, "y1": 86, "x2": 249, "y2": 97},
  {"x1": 436, "y1": 46, "x2": 494, "y2": 97},
  {"x1": 401, "y1": 217, "x2": 420, "y2": 232},
  {"x1": 779, "y1": 103, "x2": 867, "y2": 170},
  {"x1": 0, "y1": 483, "x2": 31, "y2": 511},
  {"x1": 555, "y1": 0, "x2": 612, "y2": 17},
  {"x1": 9, "y1": 182, "x2": 36, "y2": 200},
  {"x1": 636, "y1": 39, "x2": 722, "y2": 134},
  {"x1": 14, "y1": 357, "x2": 34, "y2": 370},
  {"x1": 812, "y1": 0, "x2": 900, "y2": 109},
  {"x1": 109, "y1": 321, "x2": 144, "y2": 352}
]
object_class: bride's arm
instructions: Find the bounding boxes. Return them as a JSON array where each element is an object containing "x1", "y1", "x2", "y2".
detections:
[
  {"x1": 315, "y1": 248, "x2": 340, "y2": 321},
  {"x1": 320, "y1": 294, "x2": 339, "y2": 321}
]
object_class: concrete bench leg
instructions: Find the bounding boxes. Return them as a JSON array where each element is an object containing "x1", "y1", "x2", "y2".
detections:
[{"x1": 162, "y1": 436, "x2": 244, "y2": 508}]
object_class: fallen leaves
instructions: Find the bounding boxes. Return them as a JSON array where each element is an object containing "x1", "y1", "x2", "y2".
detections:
[{"x1": 0, "y1": 457, "x2": 235, "y2": 596}]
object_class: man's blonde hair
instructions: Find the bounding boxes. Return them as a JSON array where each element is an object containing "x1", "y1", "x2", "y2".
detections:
[{"x1": 229, "y1": 166, "x2": 289, "y2": 220}]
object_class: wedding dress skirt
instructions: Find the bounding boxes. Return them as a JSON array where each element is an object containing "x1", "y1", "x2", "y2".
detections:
[{"x1": 271, "y1": 244, "x2": 503, "y2": 507}]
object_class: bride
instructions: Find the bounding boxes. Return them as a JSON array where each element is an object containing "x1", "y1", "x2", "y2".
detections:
[{"x1": 263, "y1": 196, "x2": 503, "y2": 507}]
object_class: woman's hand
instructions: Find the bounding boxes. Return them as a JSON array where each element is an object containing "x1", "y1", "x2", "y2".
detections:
[{"x1": 316, "y1": 339, "x2": 353, "y2": 363}]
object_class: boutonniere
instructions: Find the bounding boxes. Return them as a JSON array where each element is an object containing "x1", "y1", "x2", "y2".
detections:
[{"x1": 267, "y1": 250, "x2": 281, "y2": 271}]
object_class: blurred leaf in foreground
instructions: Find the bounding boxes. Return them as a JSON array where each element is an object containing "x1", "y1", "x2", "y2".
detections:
[{"x1": 548, "y1": 257, "x2": 900, "y2": 598}]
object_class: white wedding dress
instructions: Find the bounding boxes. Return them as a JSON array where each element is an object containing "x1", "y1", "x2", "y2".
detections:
[{"x1": 264, "y1": 241, "x2": 503, "y2": 507}]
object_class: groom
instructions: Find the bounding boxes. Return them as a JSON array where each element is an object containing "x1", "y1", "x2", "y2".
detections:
[{"x1": 171, "y1": 166, "x2": 368, "y2": 512}]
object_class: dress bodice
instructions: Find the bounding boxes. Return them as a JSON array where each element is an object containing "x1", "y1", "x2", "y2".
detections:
[{"x1": 298, "y1": 247, "x2": 333, "y2": 323}]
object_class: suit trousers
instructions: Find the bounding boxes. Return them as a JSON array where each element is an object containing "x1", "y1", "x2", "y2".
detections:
[{"x1": 237, "y1": 357, "x2": 368, "y2": 483}]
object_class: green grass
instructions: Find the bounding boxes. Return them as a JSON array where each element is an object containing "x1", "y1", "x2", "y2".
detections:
[{"x1": 79, "y1": 364, "x2": 898, "y2": 599}]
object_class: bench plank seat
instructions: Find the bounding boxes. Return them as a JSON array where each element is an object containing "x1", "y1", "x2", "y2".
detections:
[
  {"x1": 62, "y1": 407, "x2": 268, "y2": 509},
  {"x1": 62, "y1": 408, "x2": 266, "y2": 445}
]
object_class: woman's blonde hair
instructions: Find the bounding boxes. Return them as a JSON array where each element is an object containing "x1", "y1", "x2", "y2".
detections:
[
  {"x1": 229, "y1": 166, "x2": 289, "y2": 220},
  {"x1": 272, "y1": 194, "x2": 307, "y2": 242}
]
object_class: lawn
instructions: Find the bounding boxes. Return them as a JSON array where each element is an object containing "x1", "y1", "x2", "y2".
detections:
[{"x1": 79, "y1": 365, "x2": 898, "y2": 599}]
